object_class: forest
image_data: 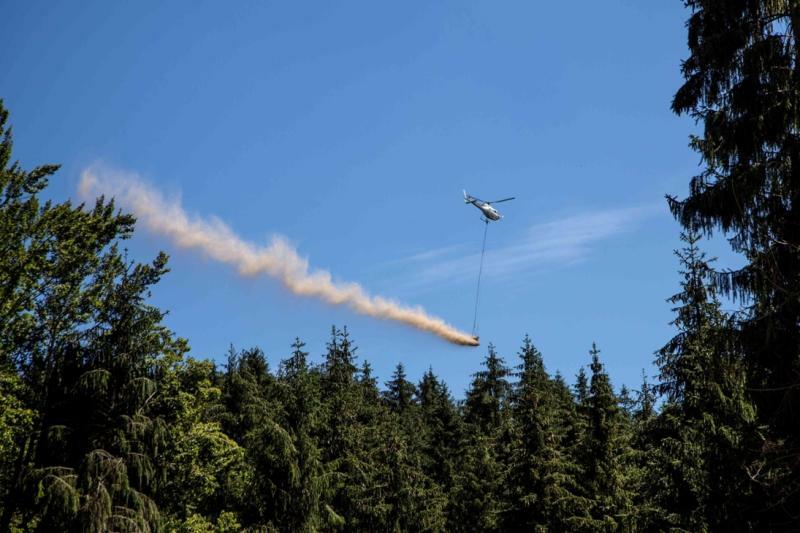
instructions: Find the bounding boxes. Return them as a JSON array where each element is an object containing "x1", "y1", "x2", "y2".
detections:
[{"x1": 3, "y1": 2, "x2": 800, "y2": 531}]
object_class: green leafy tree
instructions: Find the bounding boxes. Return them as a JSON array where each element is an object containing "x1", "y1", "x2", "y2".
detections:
[
  {"x1": 156, "y1": 357, "x2": 246, "y2": 525},
  {"x1": 0, "y1": 369, "x2": 34, "y2": 523}
]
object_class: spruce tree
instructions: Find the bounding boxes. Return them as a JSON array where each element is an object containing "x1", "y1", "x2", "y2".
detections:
[
  {"x1": 416, "y1": 368, "x2": 461, "y2": 499},
  {"x1": 670, "y1": 2, "x2": 800, "y2": 520},
  {"x1": 357, "y1": 360, "x2": 382, "y2": 407},
  {"x1": 0, "y1": 101, "x2": 178, "y2": 531},
  {"x1": 574, "y1": 367, "x2": 589, "y2": 406},
  {"x1": 448, "y1": 433, "x2": 503, "y2": 532},
  {"x1": 280, "y1": 337, "x2": 309, "y2": 381},
  {"x1": 575, "y1": 343, "x2": 631, "y2": 530},
  {"x1": 648, "y1": 232, "x2": 756, "y2": 530},
  {"x1": 323, "y1": 326, "x2": 358, "y2": 394},
  {"x1": 451, "y1": 344, "x2": 512, "y2": 530},
  {"x1": 275, "y1": 337, "x2": 337, "y2": 531},
  {"x1": 383, "y1": 362, "x2": 417, "y2": 414},
  {"x1": 464, "y1": 343, "x2": 511, "y2": 434},
  {"x1": 504, "y1": 335, "x2": 585, "y2": 531}
]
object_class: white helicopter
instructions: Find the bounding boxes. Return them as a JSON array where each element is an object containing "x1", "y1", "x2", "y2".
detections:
[{"x1": 463, "y1": 190, "x2": 515, "y2": 221}]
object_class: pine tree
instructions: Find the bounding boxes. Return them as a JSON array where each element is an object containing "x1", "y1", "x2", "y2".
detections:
[
  {"x1": 0, "y1": 101, "x2": 180, "y2": 530},
  {"x1": 274, "y1": 337, "x2": 337, "y2": 531},
  {"x1": 448, "y1": 433, "x2": 503, "y2": 532},
  {"x1": 623, "y1": 371, "x2": 661, "y2": 528},
  {"x1": 670, "y1": 2, "x2": 800, "y2": 521},
  {"x1": 218, "y1": 346, "x2": 300, "y2": 529},
  {"x1": 416, "y1": 368, "x2": 462, "y2": 499},
  {"x1": 503, "y1": 335, "x2": 586, "y2": 531},
  {"x1": 618, "y1": 385, "x2": 635, "y2": 420},
  {"x1": 464, "y1": 343, "x2": 511, "y2": 434},
  {"x1": 220, "y1": 346, "x2": 275, "y2": 444},
  {"x1": 280, "y1": 337, "x2": 309, "y2": 381},
  {"x1": 357, "y1": 360, "x2": 381, "y2": 406},
  {"x1": 574, "y1": 367, "x2": 589, "y2": 406},
  {"x1": 448, "y1": 344, "x2": 511, "y2": 530},
  {"x1": 319, "y1": 327, "x2": 398, "y2": 530},
  {"x1": 574, "y1": 343, "x2": 632, "y2": 530},
  {"x1": 648, "y1": 232, "x2": 756, "y2": 530},
  {"x1": 383, "y1": 362, "x2": 417, "y2": 414},
  {"x1": 634, "y1": 371, "x2": 655, "y2": 425},
  {"x1": 378, "y1": 412, "x2": 447, "y2": 532},
  {"x1": 323, "y1": 326, "x2": 358, "y2": 394},
  {"x1": 551, "y1": 371, "x2": 579, "y2": 440}
]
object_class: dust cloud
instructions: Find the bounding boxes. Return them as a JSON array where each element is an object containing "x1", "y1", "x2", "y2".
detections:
[{"x1": 78, "y1": 167, "x2": 479, "y2": 346}]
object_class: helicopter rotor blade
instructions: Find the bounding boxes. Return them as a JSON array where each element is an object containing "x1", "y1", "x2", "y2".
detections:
[{"x1": 487, "y1": 197, "x2": 515, "y2": 204}]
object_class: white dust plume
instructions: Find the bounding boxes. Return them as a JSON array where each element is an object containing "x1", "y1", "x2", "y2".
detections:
[{"x1": 78, "y1": 167, "x2": 479, "y2": 346}]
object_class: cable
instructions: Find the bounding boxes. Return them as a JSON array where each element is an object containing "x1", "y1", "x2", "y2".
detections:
[{"x1": 472, "y1": 219, "x2": 489, "y2": 336}]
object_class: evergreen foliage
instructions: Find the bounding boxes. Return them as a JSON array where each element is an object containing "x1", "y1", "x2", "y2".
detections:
[
  {"x1": 503, "y1": 336, "x2": 585, "y2": 531},
  {"x1": 647, "y1": 231, "x2": 757, "y2": 530},
  {"x1": 464, "y1": 343, "x2": 510, "y2": 434},
  {"x1": 383, "y1": 363, "x2": 417, "y2": 414},
  {"x1": 3, "y1": 3, "x2": 800, "y2": 524},
  {"x1": 668, "y1": 2, "x2": 800, "y2": 524}
]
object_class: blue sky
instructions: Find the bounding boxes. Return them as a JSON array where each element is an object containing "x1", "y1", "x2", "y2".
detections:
[{"x1": 1, "y1": 1, "x2": 739, "y2": 396}]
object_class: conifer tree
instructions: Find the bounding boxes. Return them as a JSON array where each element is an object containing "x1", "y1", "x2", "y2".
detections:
[
  {"x1": 383, "y1": 362, "x2": 417, "y2": 414},
  {"x1": 570, "y1": 366, "x2": 591, "y2": 474},
  {"x1": 648, "y1": 232, "x2": 756, "y2": 530},
  {"x1": 323, "y1": 326, "x2": 358, "y2": 394},
  {"x1": 357, "y1": 360, "x2": 382, "y2": 407},
  {"x1": 416, "y1": 368, "x2": 461, "y2": 498},
  {"x1": 275, "y1": 337, "x2": 337, "y2": 531},
  {"x1": 280, "y1": 337, "x2": 309, "y2": 381},
  {"x1": 670, "y1": 2, "x2": 800, "y2": 520},
  {"x1": 622, "y1": 371, "x2": 660, "y2": 528},
  {"x1": 450, "y1": 344, "x2": 511, "y2": 530},
  {"x1": 575, "y1": 343, "x2": 632, "y2": 530},
  {"x1": 448, "y1": 433, "x2": 503, "y2": 532},
  {"x1": 319, "y1": 327, "x2": 390, "y2": 529},
  {"x1": 551, "y1": 371, "x2": 580, "y2": 444},
  {"x1": 0, "y1": 101, "x2": 178, "y2": 530},
  {"x1": 574, "y1": 367, "x2": 589, "y2": 406},
  {"x1": 504, "y1": 335, "x2": 586, "y2": 530},
  {"x1": 464, "y1": 343, "x2": 511, "y2": 434}
]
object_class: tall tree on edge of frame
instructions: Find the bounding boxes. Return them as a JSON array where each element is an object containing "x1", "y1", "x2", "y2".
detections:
[{"x1": 670, "y1": 2, "x2": 800, "y2": 523}]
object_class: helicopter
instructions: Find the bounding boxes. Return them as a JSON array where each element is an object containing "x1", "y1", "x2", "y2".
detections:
[{"x1": 463, "y1": 190, "x2": 515, "y2": 221}]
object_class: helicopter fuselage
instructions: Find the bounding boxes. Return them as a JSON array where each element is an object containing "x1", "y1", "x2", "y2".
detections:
[
  {"x1": 471, "y1": 200, "x2": 502, "y2": 221},
  {"x1": 463, "y1": 190, "x2": 514, "y2": 221}
]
